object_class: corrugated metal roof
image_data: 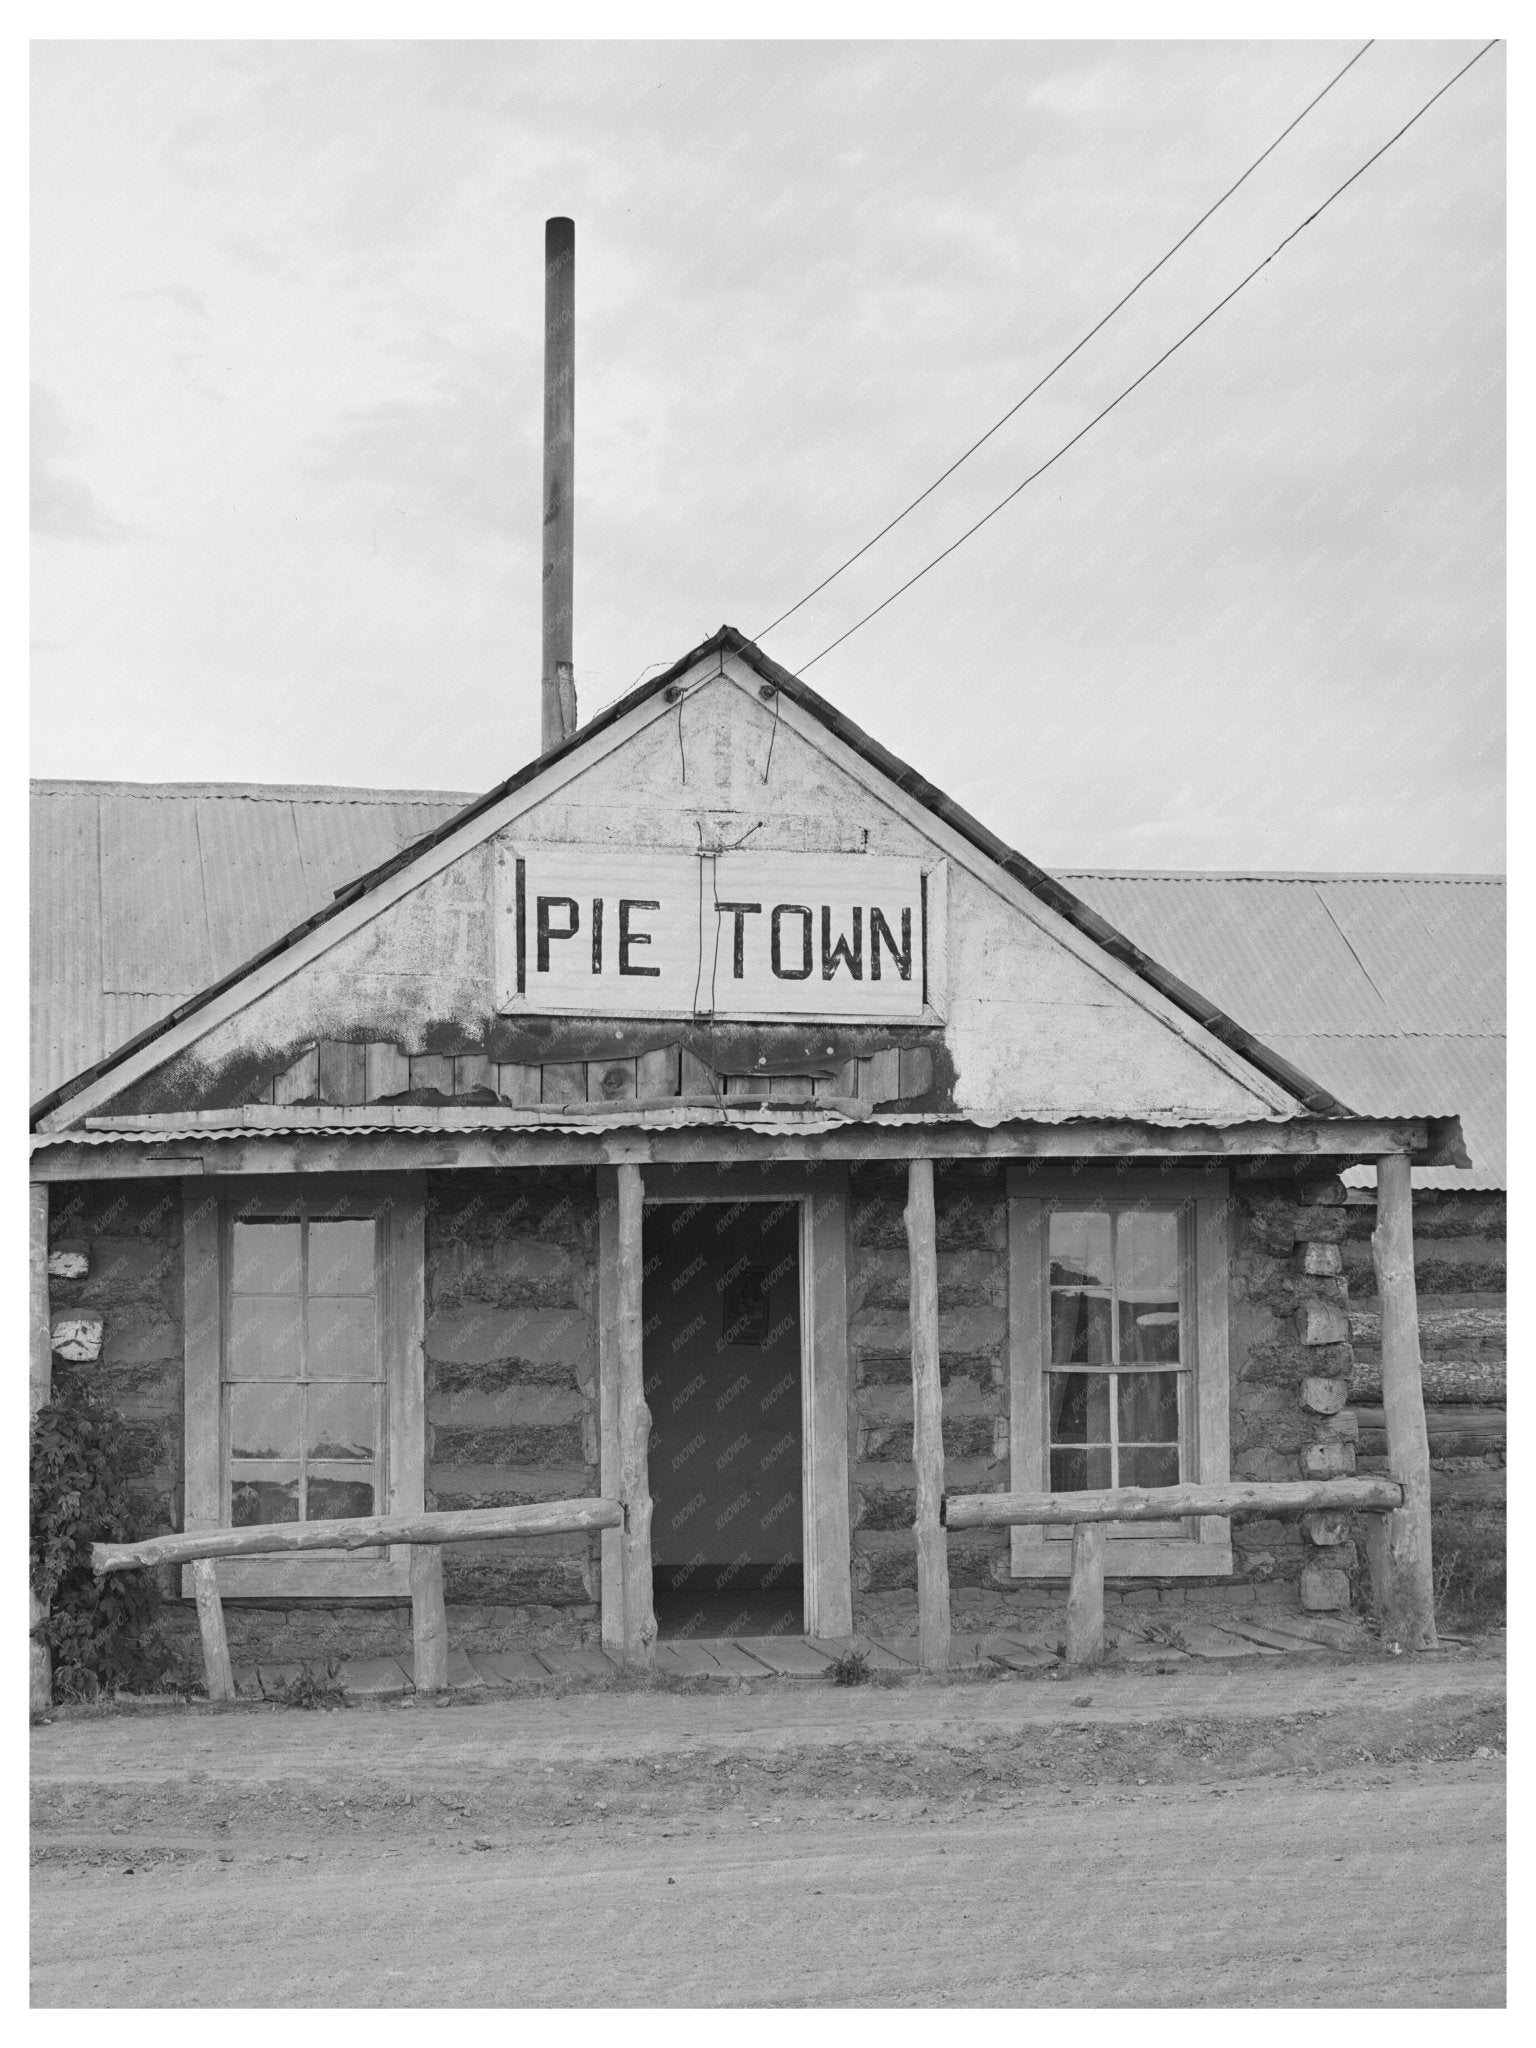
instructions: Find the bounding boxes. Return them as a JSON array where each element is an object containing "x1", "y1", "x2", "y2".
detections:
[
  {"x1": 27, "y1": 1103, "x2": 1383, "y2": 1151},
  {"x1": 1061, "y1": 872, "x2": 1505, "y2": 1189},
  {"x1": 30, "y1": 781, "x2": 1503, "y2": 1188},
  {"x1": 30, "y1": 782, "x2": 474, "y2": 1100}
]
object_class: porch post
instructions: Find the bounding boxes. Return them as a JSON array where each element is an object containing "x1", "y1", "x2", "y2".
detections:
[
  {"x1": 30, "y1": 1184, "x2": 52, "y2": 1714},
  {"x1": 905, "y1": 1157, "x2": 950, "y2": 1672},
  {"x1": 1369, "y1": 1152, "x2": 1437, "y2": 1650},
  {"x1": 616, "y1": 1162, "x2": 655, "y2": 1667}
]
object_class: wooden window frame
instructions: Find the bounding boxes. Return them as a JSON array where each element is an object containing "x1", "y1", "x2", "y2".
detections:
[
  {"x1": 596, "y1": 1163, "x2": 853, "y2": 1647},
  {"x1": 182, "y1": 1176, "x2": 425, "y2": 1599},
  {"x1": 1007, "y1": 1165, "x2": 1232, "y2": 1579}
]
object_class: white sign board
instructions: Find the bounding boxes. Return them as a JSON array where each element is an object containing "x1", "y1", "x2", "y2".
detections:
[{"x1": 494, "y1": 844, "x2": 937, "y2": 1020}]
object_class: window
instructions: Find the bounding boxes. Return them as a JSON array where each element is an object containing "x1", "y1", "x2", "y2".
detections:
[
  {"x1": 1047, "y1": 1207, "x2": 1185, "y2": 1493},
  {"x1": 1008, "y1": 1169, "x2": 1232, "y2": 1579},
  {"x1": 183, "y1": 1180, "x2": 425, "y2": 1598},
  {"x1": 227, "y1": 1216, "x2": 383, "y2": 1532}
]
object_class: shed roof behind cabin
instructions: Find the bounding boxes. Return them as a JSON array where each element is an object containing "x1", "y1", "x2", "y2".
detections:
[
  {"x1": 1060, "y1": 871, "x2": 1504, "y2": 1191},
  {"x1": 30, "y1": 781, "x2": 1503, "y2": 1188}
]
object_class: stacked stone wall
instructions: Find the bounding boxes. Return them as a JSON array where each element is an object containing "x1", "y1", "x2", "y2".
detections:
[
  {"x1": 1228, "y1": 1174, "x2": 1361, "y2": 1612},
  {"x1": 46, "y1": 1180, "x2": 185, "y2": 1533}
]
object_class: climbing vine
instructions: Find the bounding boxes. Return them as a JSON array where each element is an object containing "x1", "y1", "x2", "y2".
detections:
[{"x1": 30, "y1": 1385, "x2": 169, "y2": 1701}]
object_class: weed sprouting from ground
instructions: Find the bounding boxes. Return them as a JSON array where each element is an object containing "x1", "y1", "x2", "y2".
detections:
[
  {"x1": 1432, "y1": 1504, "x2": 1505, "y2": 1631},
  {"x1": 828, "y1": 1649, "x2": 870, "y2": 1686},
  {"x1": 270, "y1": 1662, "x2": 347, "y2": 1710}
]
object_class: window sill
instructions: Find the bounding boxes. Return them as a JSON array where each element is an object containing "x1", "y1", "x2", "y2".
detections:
[
  {"x1": 1010, "y1": 1535, "x2": 1234, "y2": 1579},
  {"x1": 179, "y1": 1552, "x2": 413, "y2": 1600}
]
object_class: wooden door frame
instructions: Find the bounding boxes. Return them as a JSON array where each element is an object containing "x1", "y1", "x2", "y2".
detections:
[{"x1": 596, "y1": 1162, "x2": 853, "y2": 1645}]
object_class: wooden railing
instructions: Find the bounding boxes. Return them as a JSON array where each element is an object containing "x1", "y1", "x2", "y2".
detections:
[
  {"x1": 93, "y1": 1498, "x2": 624, "y2": 1703},
  {"x1": 942, "y1": 1476, "x2": 1405, "y2": 1665}
]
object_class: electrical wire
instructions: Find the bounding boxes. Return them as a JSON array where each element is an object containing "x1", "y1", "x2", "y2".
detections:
[
  {"x1": 754, "y1": 39, "x2": 1375, "y2": 642},
  {"x1": 794, "y1": 39, "x2": 1498, "y2": 675}
]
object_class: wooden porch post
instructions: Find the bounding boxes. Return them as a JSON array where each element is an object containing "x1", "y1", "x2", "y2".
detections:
[
  {"x1": 616, "y1": 1162, "x2": 655, "y2": 1667},
  {"x1": 1369, "y1": 1152, "x2": 1437, "y2": 1649},
  {"x1": 905, "y1": 1157, "x2": 950, "y2": 1672},
  {"x1": 1066, "y1": 1522, "x2": 1107, "y2": 1665},
  {"x1": 30, "y1": 1184, "x2": 52, "y2": 1714},
  {"x1": 409, "y1": 1543, "x2": 449, "y2": 1695},
  {"x1": 190, "y1": 1557, "x2": 236, "y2": 1702}
]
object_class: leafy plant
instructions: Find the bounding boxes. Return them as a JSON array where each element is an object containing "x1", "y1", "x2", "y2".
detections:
[
  {"x1": 1431, "y1": 1503, "x2": 1505, "y2": 1630},
  {"x1": 30, "y1": 1385, "x2": 170, "y2": 1702},
  {"x1": 269, "y1": 1661, "x2": 347, "y2": 1710},
  {"x1": 828, "y1": 1647, "x2": 870, "y2": 1686}
]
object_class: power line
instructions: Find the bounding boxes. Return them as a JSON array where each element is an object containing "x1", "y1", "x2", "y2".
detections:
[
  {"x1": 793, "y1": 39, "x2": 1498, "y2": 675},
  {"x1": 755, "y1": 39, "x2": 1375, "y2": 642}
]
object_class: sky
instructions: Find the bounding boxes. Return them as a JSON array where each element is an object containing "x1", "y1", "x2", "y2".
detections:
[{"x1": 30, "y1": 37, "x2": 1505, "y2": 872}]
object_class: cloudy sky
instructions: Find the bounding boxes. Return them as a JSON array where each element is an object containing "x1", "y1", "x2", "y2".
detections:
[{"x1": 31, "y1": 38, "x2": 1504, "y2": 871}]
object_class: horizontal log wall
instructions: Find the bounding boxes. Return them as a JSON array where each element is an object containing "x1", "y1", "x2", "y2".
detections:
[
  {"x1": 424, "y1": 1169, "x2": 603, "y2": 1622},
  {"x1": 848, "y1": 1163, "x2": 1009, "y2": 1634},
  {"x1": 1345, "y1": 1189, "x2": 1504, "y2": 1512},
  {"x1": 39, "y1": 1168, "x2": 610, "y2": 1678}
]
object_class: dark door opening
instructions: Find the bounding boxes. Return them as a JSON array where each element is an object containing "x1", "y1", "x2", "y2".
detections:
[{"x1": 643, "y1": 1200, "x2": 803, "y2": 1639}]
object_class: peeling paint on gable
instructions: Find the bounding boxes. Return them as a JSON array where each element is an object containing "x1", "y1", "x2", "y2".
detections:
[{"x1": 50, "y1": 653, "x2": 1306, "y2": 1130}]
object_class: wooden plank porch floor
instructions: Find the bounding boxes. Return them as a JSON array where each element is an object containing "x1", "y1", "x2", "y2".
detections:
[{"x1": 232, "y1": 1611, "x2": 1367, "y2": 1702}]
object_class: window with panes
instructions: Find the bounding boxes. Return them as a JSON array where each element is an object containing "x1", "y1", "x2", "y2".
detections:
[
  {"x1": 1046, "y1": 1205, "x2": 1188, "y2": 1491},
  {"x1": 224, "y1": 1211, "x2": 385, "y2": 1531}
]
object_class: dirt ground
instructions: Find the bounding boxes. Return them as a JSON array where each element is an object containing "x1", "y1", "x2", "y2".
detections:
[{"x1": 31, "y1": 1642, "x2": 1506, "y2": 2008}]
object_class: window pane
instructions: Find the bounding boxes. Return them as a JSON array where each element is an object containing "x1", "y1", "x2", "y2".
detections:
[
  {"x1": 308, "y1": 1382, "x2": 376, "y2": 1461},
  {"x1": 1048, "y1": 1211, "x2": 1113, "y2": 1288},
  {"x1": 231, "y1": 1474, "x2": 299, "y2": 1525},
  {"x1": 228, "y1": 1294, "x2": 302, "y2": 1380},
  {"x1": 307, "y1": 1476, "x2": 375, "y2": 1521},
  {"x1": 1115, "y1": 1209, "x2": 1180, "y2": 1293},
  {"x1": 1119, "y1": 1300, "x2": 1182, "y2": 1364},
  {"x1": 1117, "y1": 1370, "x2": 1180, "y2": 1443},
  {"x1": 1049, "y1": 1372, "x2": 1110, "y2": 1445},
  {"x1": 1051, "y1": 1291, "x2": 1113, "y2": 1364},
  {"x1": 230, "y1": 1381, "x2": 302, "y2": 1459},
  {"x1": 1050, "y1": 1446, "x2": 1112, "y2": 1491},
  {"x1": 309, "y1": 1219, "x2": 375, "y2": 1295},
  {"x1": 1120, "y1": 1445, "x2": 1180, "y2": 1488},
  {"x1": 231, "y1": 1220, "x2": 302, "y2": 1295},
  {"x1": 308, "y1": 1297, "x2": 378, "y2": 1379}
]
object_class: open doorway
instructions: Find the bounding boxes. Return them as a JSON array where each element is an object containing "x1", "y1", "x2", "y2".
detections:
[{"x1": 642, "y1": 1199, "x2": 803, "y2": 1638}]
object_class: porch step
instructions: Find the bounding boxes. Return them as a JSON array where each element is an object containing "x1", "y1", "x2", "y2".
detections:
[
  {"x1": 469, "y1": 1648, "x2": 558, "y2": 1687},
  {"x1": 331, "y1": 1656, "x2": 411, "y2": 1698},
  {"x1": 228, "y1": 1611, "x2": 1371, "y2": 1706},
  {"x1": 399, "y1": 1648, "x2": 483, "y2": 1690},
  {"x1": 534, "y1": 1645, "x2": 617, "y2": 1681},
  {"x1": 733, "y1": 1636, "x2": 834, "y2": 1679}
]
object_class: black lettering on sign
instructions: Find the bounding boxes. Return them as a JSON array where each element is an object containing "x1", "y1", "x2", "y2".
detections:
[
  {"x1": 536, "y1": 896, "x2": 580, "y2": 972},
  {"x1": 619, "y1": 900, "x2": 661, "y2": 976},
  {"x1": 770, "y1": 905, "x2": 813, "y2": 980},
  {"x1": 591, "y1": 897, "x2": 604, "y2": 974},
  {"x1": 821, "y1": 904, "x2": 862, "y2": 980},
  {"x1": 716, "y1": 902, "x2": 762, "y2": 980},
  {"x1": 870, "y1": 906, "x2": 912, "y2": 981},
  {"x1": 515, "y1": 857, "x2": 527, "y2": 995}
]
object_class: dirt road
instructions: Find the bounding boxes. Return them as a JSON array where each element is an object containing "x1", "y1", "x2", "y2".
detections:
[{"x1": 31, "y1": 1651, "x2": 1505, "y2": 2007}]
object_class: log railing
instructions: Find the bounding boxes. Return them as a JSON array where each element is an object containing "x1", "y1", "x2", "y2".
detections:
[
  {"x1": 92, "y1": 1497, "x2": 625, "y2": 1703},
  {"x1": 941, "y1": 1477, "x2": 1405, "y2": 1666}
]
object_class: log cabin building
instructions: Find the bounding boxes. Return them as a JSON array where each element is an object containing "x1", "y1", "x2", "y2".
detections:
[{"x1": 28, "y1": 626, "x2": 1501, "y2": 1678}]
